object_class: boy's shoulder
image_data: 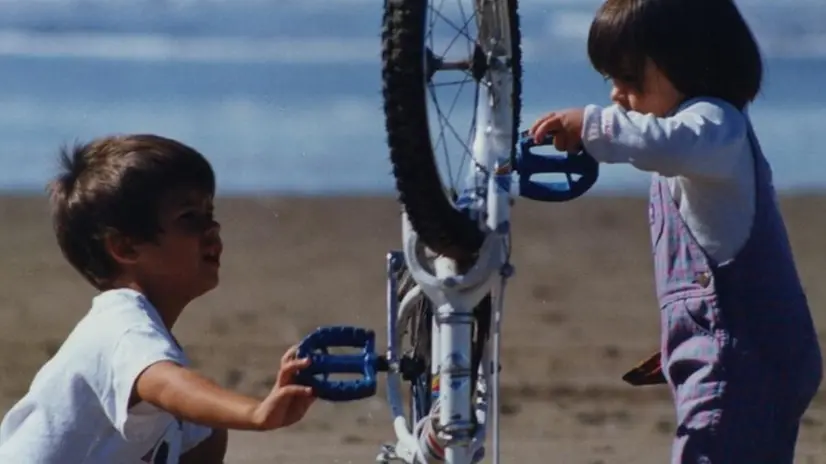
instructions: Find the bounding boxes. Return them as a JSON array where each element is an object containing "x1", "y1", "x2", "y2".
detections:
[
  {"x1": 84, "y1": 288, "x2": 165, "y2": 327},
  {"x1": 0, "y1": 289, "x2": 196, "y2": 463},
  {"x1": 45, "y1": 288, "x2": 184, "y2": 383},
  {"x1": 66, "y1": 288, "x2": 169, "y2": 350}
]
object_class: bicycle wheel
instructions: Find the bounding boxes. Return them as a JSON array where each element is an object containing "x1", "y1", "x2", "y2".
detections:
[{"x1": 382, "y1": 0, "x2": 522, "y2": 261}]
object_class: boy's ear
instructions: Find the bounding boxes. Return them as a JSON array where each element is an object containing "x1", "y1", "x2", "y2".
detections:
[{"x1": 103, "y1": 229, "x2": 141, "y2": 265}]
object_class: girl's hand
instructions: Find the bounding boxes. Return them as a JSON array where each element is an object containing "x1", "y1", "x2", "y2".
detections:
[{"x1": 528, "y1": 108, "x2": 585, "y2": 153}]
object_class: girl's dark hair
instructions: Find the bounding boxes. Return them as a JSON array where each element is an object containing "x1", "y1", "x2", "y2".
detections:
[{"x1": 587, "y1": 0, "x2": 763, "y2": 109}]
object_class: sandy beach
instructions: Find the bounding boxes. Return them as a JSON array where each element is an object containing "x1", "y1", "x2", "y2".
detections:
[{"x1": 1, "y1": 194, "x2": 824, "y2": 463}]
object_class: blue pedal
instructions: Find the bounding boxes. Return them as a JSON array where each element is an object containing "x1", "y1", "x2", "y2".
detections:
[
  {"x1": 295, "y1": 326, "x2": 382, "y2": 402},
  {"x1": 515, "y1": 132, "x2": 599, "y2": 202}
]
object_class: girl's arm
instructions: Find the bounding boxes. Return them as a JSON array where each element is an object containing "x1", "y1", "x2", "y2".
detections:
[{"x1": 581, "y1": 98, "x2": 749, "y2": 178}]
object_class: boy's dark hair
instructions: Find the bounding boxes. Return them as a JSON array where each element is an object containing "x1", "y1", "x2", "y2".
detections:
[
  {"x1": 587, "y1": 0, "x2": 763, "y2": 110},
  {"x1": 48, "y1": 134, "x2": 216, "y2": 289}
]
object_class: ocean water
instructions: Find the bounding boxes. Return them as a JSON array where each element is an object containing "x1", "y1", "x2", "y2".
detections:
[{"x1": 0, "y1": 0, "x2": 823, "y2": 195}]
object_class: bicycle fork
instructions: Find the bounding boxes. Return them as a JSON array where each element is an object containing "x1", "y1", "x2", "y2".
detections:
[{"x1": 382, "y1": 241, "x2": 497, "y2": 464}]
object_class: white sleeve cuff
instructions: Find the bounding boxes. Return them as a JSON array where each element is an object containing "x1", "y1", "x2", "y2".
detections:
[{"x1": 581, "y1": 103, "x2": 618, "y2": 163}]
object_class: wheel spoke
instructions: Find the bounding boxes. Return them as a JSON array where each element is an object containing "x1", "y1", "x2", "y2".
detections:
[
  {"x1": 428, "y1": 4, "x2": 477, "y2": 49},
  {"x1": 428, "y1": 77, "x2": 473, "y2": 189},
  {"x1": 431, "y1": 78, "x2": 474, "y2": 88},
  {"x1": 424, "y1": 0, "x2": 514, "y2": 196}
]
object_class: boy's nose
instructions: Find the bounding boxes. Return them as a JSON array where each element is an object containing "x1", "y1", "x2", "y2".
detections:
[
  {"x1": 202, "y1": 221, "x2": 222, "y2": 247},
  {"x1": 203, "y1": 220, "x2": 221, "y2": 237}
]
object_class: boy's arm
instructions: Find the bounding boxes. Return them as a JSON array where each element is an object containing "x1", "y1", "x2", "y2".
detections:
[
  {"x1": 581, "y1": 99, "x2": 748, "y2": 178},
  {"x1": 180, "y1": 428, "x2": 228, "y2": 464},
  {"x1": 107, "y1": 324, "x2": 264, "y2": 436},
  {"x1": 134, "y1": 361, "x2": 264, "y2": 431},
  {"x1": 107, "y1": 323, "x2": 313, "y2": 440}
]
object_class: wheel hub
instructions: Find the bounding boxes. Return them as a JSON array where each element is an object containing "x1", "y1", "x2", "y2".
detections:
[{"x1": 425, "y1": 45, "x2": 488, "y2": 82}]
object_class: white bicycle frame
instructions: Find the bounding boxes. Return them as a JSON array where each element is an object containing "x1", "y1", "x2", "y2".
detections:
[{"x1": 378, "y1": 22, "x2": 516, "y2": 464}]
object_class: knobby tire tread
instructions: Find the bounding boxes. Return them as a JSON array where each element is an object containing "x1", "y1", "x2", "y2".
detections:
[{"x1": 382, "y1": 0, "x2": 522, "y2": 261}]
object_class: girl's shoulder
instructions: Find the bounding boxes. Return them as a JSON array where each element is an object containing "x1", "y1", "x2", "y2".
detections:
[{"x1": 676, "y1": 96, "x2": 748, "y2": 126}]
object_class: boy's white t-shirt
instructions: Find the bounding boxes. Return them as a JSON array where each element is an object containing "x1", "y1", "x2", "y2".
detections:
[
  {"x1": 0, "y1": 288, "x2": 212, "y2": 463},
  {"x1": 581, "y1": 97, "x2": 756, "y2": 263}
]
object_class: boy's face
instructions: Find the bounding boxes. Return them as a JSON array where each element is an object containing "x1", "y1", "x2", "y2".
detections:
[{"x1": 135, "y1": 187, "x2": 222, "y2": 302}]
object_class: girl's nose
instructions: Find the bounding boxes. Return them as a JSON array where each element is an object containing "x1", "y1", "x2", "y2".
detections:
[{"x1": 610, "y1": 86, "x2": 629, "y2": 108}]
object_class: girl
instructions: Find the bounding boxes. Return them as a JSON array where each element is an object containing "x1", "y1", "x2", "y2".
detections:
[{"x1": 529, "y1": 0, "x2": 822, "y2": 462}]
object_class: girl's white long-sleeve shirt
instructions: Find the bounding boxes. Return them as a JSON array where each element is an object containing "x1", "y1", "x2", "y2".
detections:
[{"x1": 581, "y1": 97, "x2": 756, "y2": 263}]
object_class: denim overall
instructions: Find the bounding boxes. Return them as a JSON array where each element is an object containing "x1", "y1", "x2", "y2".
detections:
[{"x1": 650, "y1": 118, "x2": 822, "y2": 463}]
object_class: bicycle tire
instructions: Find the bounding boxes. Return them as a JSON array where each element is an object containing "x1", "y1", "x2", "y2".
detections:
[{"x1": 382, "y1": 0, "x2": 522, "y2": 261}]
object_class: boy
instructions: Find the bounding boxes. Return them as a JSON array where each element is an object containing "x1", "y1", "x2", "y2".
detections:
[{"x1": 0, "y1": 134, "x2": 316, "y2": 463}]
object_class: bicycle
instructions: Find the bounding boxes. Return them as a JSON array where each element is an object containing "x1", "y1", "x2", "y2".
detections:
[{"x1": 295, "y1": 1, "x2": 599, "y2": 463}]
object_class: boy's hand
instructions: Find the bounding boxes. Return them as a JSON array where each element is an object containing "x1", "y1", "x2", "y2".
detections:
[
  {"x1": 528, "y1": 108, "x2": 585, "y2": 153},
  {"x1": 133, "y1": 345, "x2": 315, "y2": 433},
  {"x1": 251, "y1": 345, "x2": 316, "y2": 430}
]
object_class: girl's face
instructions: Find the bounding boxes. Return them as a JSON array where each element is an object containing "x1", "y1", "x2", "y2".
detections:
[{"x1": 609, "y1": 59, "x2": 684, "y2": 117}]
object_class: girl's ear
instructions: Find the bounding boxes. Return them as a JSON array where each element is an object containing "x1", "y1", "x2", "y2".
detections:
[{"x1": 103, "y1": 228, "x2": 140, "y2": 265}]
